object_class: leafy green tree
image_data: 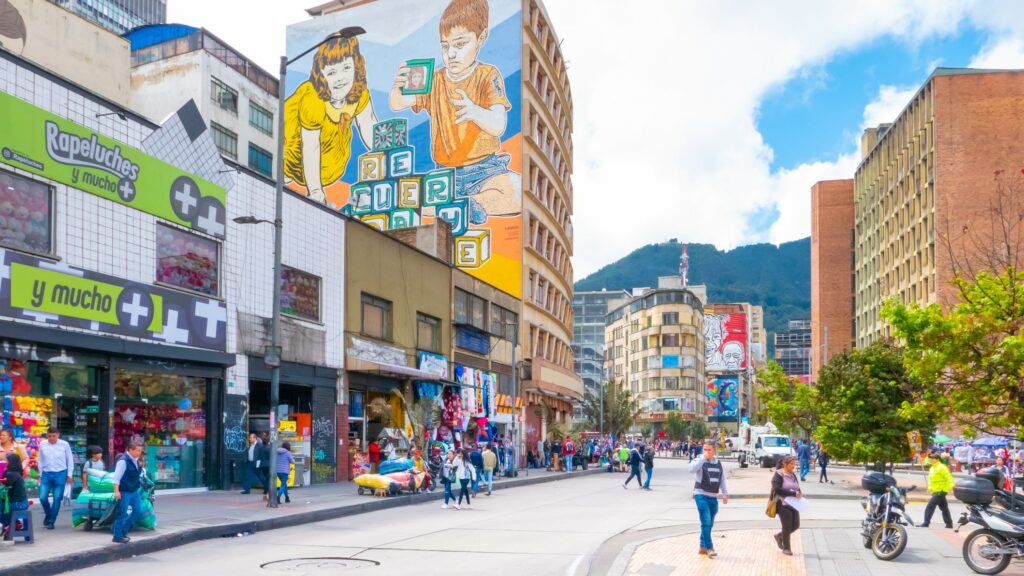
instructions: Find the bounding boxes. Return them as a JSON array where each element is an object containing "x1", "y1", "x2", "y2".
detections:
[
  {"x1": 755, "y1": 361, "x2": 818, "y2": 436},
  {"x1": 580, "y1": 380, "x2": 639, "y2": 438},
  {"x1": 639, "y1": 423, "x2": 653, "y2": 439},
  {"x1": 665, "y1": 411, "x2": 688, "y2": 440},
  {"x1": 813, "y1": 340, "x2": 936, "y2": 464},
  {"x1": 688, "y1": 420, "x2": 709, "y2": 441}
]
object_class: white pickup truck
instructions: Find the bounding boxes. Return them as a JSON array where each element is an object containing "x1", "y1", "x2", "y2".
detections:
[{"x1": 736, "y1": 421, "x2": 792, "y2": 469}]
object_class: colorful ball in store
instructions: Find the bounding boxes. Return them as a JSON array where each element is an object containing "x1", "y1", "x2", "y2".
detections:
[{"x1": 178, "y1": 397, "x2": 192, "y2": 411}]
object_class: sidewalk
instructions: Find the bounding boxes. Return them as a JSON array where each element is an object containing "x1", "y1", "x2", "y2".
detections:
[{"x1": 0, "y1": 466, "x2": 602, "y2": 576}]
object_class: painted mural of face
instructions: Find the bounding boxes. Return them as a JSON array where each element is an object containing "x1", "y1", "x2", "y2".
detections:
[
  {"x1": 441, "y1": 26, "x2": 487, "y2": 79},
  {"x1": 704, "y1": 317, "x2": 724, "y2": 357},
  {"x1": 722, "y1": 341, "x2": 744, "y2": 370},
  {"x1": 322, "y1": 57, "x2": 356, "y2": 105}
]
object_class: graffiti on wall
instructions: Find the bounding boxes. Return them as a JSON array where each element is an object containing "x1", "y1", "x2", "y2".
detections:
[
  {"x1": 704, "y1": 313, "x2": 747, "y2": 372},
  {"x1": 706, "y1": 376, "x2": 738, "y2": 422},
  {"x1": 285, "y1": 0, "x2": 523, "y2": 298}
]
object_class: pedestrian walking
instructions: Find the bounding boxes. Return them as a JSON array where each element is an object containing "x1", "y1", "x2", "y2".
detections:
[
  {"x1": 796, "y1": 441, "x2": 811, "y2": 481},
  {"x1": 921, "y1": 451, "x2": 954, "y2": 528},
  {"x1": 618, "y1": 443, "x2": 630, "y2": 472},
  {"x1": 440, "y1": 451, "x2": 457, "y2": 508},
  {"x1": 817, "y1": 449, "x2": 831, "y2": 483},
  {"x1": 623, "y1": 443, "x2": 643, "y2": 489},
  {"x1": 771, "y1": 455, "x2": 802, "y2": 556},
  {"x1": 564, "y1": 436, "x2": 576, "y2": 473},
  {"x1": 543, "y1": 440, "x2": 552, "y2": 470},
  {"x1": 643, "y1": 443, "x2": 655, "y2": 490},
  {"x1": 469, "y1": 445, "x2": 484, "y2": 495},
  {"x1": 110, "y1": 441, "x2": 145, "y2": 544},
  {"x1": 482, "y1": 444, "x2": 498, "y2": 495},
  {"x1": 1, "y1": 453, "x2": 28, "y2": 540},
  {"x1": 38, "y1": 427, "x2": 74, "y2": 529},
  {"x1": 241, "y1": 433, "x2": 265, "y2": 495},
  {"x1": 257, "y1": 432, "x2": 271, "y2": 501},
  {"x1": 689, "y1": 441, "x2": 729, "y2": 558},
  {"x1": 456, "y1": 449, "x2": 476, "y2": 509},
  {"x1": 551, "y1": 438, "x2": 563, "y2": 471},
  {"x1": 275, "y1": 442, "x2": 296, "y2": 504}
]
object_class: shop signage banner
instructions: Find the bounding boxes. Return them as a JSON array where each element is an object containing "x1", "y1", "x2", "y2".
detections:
[
  {"x1": 0, "y1": 249, "x2": 227, "y2": 351},
  {"x1": 455, "y1": 326, "x2": 490, "y2": 355},
  {"x1": 0, "y1": 92, "x2": 227, "y2": 239}
]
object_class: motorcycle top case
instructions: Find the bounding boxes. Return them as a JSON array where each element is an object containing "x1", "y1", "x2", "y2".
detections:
[
  {"x1": 974, "y1": 466, "x2": 1004, "y2": 490},
  {"x1": 861, "y1": 471, "x2": 898, "y2": 494},
  {"x1": 953, "y1": 477, "x2": 995, "y2": 505}
]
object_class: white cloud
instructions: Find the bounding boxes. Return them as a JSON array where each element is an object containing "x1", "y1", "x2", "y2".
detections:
[
  {"x1": 164, "y1": 0, "x2": 1024, "y2": 278},
  {"x1": 970, "y1": 37, "x2": 1024, "y2": 68},
  {"x1": 862, "y1": 85, "x2": 918, "y2": 130}
]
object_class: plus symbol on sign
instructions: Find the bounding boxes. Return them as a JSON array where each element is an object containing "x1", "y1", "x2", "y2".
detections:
[
  {"x1": 119, "y1": 180, "x2": 136, "y2": 201},
  {"x1": 121, "y1": 293, "x2": 149, "y2": 327},
  {"x1": 174, "y1": 183, "x2": 198, "y2": 214}
]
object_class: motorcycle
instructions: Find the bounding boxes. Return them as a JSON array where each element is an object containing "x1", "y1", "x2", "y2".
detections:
[
  {"x1": 954, "y1": 471, "x2": 1024, "y2": 575},
  {"x1": 860, "y1": 471, "x2": 916, "y2": 561}
]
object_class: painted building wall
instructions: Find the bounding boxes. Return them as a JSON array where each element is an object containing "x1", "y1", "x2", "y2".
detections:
[{"x1": 285, "y1": 0, "x2": 523, "y2": 300}]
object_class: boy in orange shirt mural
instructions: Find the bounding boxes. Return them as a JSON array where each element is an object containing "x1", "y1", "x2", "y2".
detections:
[{"x1": 390, "y1": 0, "x2": 519, "y2": 224}]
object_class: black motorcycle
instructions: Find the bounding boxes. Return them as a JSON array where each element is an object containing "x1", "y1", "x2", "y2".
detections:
[
  {"x1": 860, "y1": 471, "x2": 916, "y2": 560},
  {"x1": 954, "y1": 470, "x2": 1024, "y2": 575}
]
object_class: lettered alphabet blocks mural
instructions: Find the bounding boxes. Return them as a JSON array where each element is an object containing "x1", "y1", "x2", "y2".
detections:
[
  {"x1": 371, "y1": 181, "x2": 396, "y2": 213},
  {"x1": 359, "y1": 152, "x2": 387, "y2": 181},
  {"x1": 360, "y1": 213, "x2": 389, "y2": 231},
  {"x1": 397, "y1": 178, "x2": 421, "y2": 209},
  {"x1": 454, "y1": 229, "x2": 491, "y2": 268},
  {"x1": 436, "y1": 199, "x2": 469, "y2": 237},
  {"x1": 423, "y1": 168, "x2": 455, "y2": 206},
  {"x1": 390, "y1": 208, "x2": 421, "y2": 230},
  {"x1": 387, "y1": 147, "x2": 414, "y2": 178},
  {"x1": 372, "y1": 118, "x2": 408, "y2": 152},
  {"x1": 350, "y1": 183, "x2": 372, "y2": 215}
]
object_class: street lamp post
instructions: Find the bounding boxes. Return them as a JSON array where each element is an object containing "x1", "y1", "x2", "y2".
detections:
[{"x1": 236, "y1": 26, "x2": 365, "y2": 509}]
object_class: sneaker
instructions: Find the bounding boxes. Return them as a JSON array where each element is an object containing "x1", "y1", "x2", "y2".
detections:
[
  {"x1": 622, "y1": 484, "x2": 627, "y2": 489},
  {"x1": 706, "y1": 549, "x2": 718, "y2": 559},
  {"x1": 441, "y1": 504, "x2": 449, "y2": 509},
  {"x1": 919, "y1": 524, "x2": 930, "y2": 528},
  {"x1": 774, "y1": 533, "x2": 784, "y2": 549},
  {"x1": 454, "y1": 504, "x2": 461, "y2": 510},
  {"x1": 782, "y1": 549, "x2": 793, "y2": 556},
  {"x1": 698, "y1": 548, "x2": 708, "y2": 556},
  {"x1": 112, "y1": 537, "x2": 130, "y2": 544}
]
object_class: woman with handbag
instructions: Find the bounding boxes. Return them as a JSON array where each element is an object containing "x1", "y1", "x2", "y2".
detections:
[
  {"x1": 770, "y1": 455, "x2": 802, "y2": 556},
  {"x1": 440, "y1": 451, "x2": 457, "y2": 509},
  {"x1": 456, "y1": 449, "x2": 476, "y2": 509}
]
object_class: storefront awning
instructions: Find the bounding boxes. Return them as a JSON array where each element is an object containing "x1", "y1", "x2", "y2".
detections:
[{"x1": 355, "y1": 359, "x2": 441, "y2": 380}]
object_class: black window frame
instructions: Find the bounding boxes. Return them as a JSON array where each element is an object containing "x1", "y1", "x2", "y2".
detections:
[
  {"x1": 154, "y1": 223, "x2": 221, "y2": 297},
  {"x1": 416, "y1": 312, "x2": 441, "y2": 353},
  {"x1": 247, "y1": 143, "x2": 273, "y2": 177},
  {"x1": 361, "y1": 292, "x2": 393, "y2": 340},
  {"x1": 280, "y1": 265, "x2": 321, "y2": 322},
  {"x1": 0, "y1": 168, "x2": 54, "y2": 257},
  {"x1": 210, "y1": 76, "x2": 238, "y2": 114},
  {"x1": 210, "y1": 122, "x2": 238, "y2": 159},
  {"x1": 454, "y1": 288, "x2": 487, "y2": 331},
  {"x1": 248, "y1": 102, "x2": 273, "y2": 136}
]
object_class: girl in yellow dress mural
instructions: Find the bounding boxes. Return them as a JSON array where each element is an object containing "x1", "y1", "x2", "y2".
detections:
[{"x1": 284, "y1": 31, "x2": 378, "y2": 206}]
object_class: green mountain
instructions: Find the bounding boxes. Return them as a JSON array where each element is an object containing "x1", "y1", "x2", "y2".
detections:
[{"x1": 574, "y1": 238, "x2": 811, "y2": 342}]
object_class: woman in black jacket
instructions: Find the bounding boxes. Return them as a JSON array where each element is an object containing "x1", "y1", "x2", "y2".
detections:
[
  {"x1": 771, "y1": 455, "x2": 802, "y2": 555},
  {"x1": 2, "y1": 452, "x2": 28, "y2": 539}
]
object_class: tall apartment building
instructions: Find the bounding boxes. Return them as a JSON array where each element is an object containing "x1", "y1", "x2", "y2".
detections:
[
  {"x1": 605, "y1": 278, "x2": 707, "y2": 428},
  {"x1": 774, "y1": 320, "x2": 811, "y2": 381},
  {"x1": 854, "y1": 68, "x2": 1024, "y2": 347},
  {"x1": 50, "y1": 0, "x2": 166, "y2": 35},
  {"x1": 571, "y1": 290, "x2": 630, "y2": 420},
  {"x1": 125, "y1": 25, "x2": 280, "y2": 179},
  {"x1": 810, "y1": 179, "x2": 854, "y2": 381}
]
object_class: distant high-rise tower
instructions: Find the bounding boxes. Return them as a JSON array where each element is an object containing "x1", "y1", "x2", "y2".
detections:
[
  {"x1": 49, "y1": 0, "x2": 166, "y2": 35},
  {"x1": 679, "y1": 245, "x2": 690, "y2": 287}
]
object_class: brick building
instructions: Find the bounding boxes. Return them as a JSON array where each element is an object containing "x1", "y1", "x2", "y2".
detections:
[
  {"x1": 810, "y1": 179, "x2": 854, "y2": 381},
  {"x1": 854, "y1": 68, "x2": 1024, "y2": 346}
]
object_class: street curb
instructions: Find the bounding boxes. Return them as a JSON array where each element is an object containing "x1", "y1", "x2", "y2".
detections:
[{"x1": 0, "y1": 467, "x2": 604, "y2": 576}]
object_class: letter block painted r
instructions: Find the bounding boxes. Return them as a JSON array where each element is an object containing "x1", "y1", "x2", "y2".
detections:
[{"x1": 423, "y1": 169, "x2": 454, "y2": 206}]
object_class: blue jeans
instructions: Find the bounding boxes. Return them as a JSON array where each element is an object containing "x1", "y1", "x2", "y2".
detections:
[
  {"x1": 471, "y1": 465, "x2": 481, "y2": 494},
  {"x1": 694, "y1": 494, "x2": 719, "y2": 550},
  {"x1": 453, "y1": 153, "x2": 512, "y2": 224},
  {"x1": 481, "y1": 469, "x2": 494, "y2": 493},
  {"x1": 799, "y1": 459, "x2": 810, "y2": 480},
  {"x1": 112, "y1": 490, "x2": 142, "y2": 540},
  {"x1": 644, "y1": 466, "x2": 653, "y2": 489},
  {"x1": 39, "y1": 470, "x2": 68, "y2": 526},
  {"x1": 544, "y1": 451, "x2": 551, "y2": 468},
  {"x1": 443, "y1": 480, "x2": 454, "y2": 505},
  {"x1": 566, "y1": 454, "x2": 574, "y2": 472},
  {"x1": 276, "y1": 473, "x2": 290, "y2": 502}
]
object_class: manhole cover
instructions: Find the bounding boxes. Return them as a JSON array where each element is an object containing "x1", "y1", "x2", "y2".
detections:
[{"x1": 262, "y1": 558, "x2": 379, "y2": 573}]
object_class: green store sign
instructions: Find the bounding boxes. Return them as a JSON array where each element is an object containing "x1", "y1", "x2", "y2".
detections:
[{"x1": 0, "y1": 91, "x2": 227, "y2": 239}]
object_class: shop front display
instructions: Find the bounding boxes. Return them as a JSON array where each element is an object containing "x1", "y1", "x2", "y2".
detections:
[{"x1": 113, "y1": 368, "x2": 208, "y2": 489}]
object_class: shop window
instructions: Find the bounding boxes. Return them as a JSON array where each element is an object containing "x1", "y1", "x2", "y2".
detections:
[
  {"x1": 416, "y1": 313, "x2": 441, "y2": 352},
  {"x1": 211, "y1": 76, "x2": 238, "y2": 114},
  {"x1": 490, "y1": 304, "x2": 518, "y2": 340},
  {"x1": 0, "y1": 170, "x2": 52, "y2": 255},
  {"x1": 454, "y1": 289, "x2": 487, "y2": 331},
  {"x1": 361, "y1": 293, "x2": 392, "y2": 340},
  {"x1": 248, "y1": 143, "x2": 273, "y2": 178},
  {"x1": 113, "y1": 368, "x2": 208, "y2": 490},
  {"x1": 155, "y1": 224, "x2": 219, "y2": 296},
  {"x1": 249, "y1": 102, "x2": 273, "y2": 136},
  {"x1": 281, "y1": 266, "x2": 320, "y2": 322}
]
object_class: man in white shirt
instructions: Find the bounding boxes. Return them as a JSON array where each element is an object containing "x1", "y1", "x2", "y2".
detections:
[{"x1": 37, "y1": 427, "x2": 75, "y2": 529}]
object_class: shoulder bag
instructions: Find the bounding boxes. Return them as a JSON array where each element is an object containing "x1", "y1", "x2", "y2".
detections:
[{"x1": 765, "y1": 472, "x2": 779, "y2": 518}]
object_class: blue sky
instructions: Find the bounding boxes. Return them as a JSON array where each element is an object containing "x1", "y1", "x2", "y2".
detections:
[{"x1": 759, "y1": 29, "x2": 987, "y2": 171}]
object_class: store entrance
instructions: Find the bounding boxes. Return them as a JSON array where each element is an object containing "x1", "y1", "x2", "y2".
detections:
[{"x1": 249, "y1": 381, "x2": 312, "y2": 487}]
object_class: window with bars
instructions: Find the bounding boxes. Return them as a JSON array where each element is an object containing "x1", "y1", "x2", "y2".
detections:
[
  {"x1": 210, "y1": 123, "x2": 237, "y2": 159},
  {"x1": 210, "y1": 77, "x2": 238, "y2": 113}
]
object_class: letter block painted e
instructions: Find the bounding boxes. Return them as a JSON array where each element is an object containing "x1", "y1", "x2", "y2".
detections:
[
  {"x1": 454, "y1": 229, "x2": 491, "y2": 268},
  {"x1": 397, "y1": 178, "x2": 421, "y2": 209},
  {"x1": 423, "y1": 169, "x2": 454, "y2": 206},
  {"x1": 358, "y1": 152, "x2": 387, "y2": 181},
  {"x1": 387, "y1": 147, "x2": 414, "y2": 178}
]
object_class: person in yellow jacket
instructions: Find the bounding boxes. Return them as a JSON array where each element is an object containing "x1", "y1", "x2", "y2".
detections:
[{"x1": 921, "y1": 451, "x2": 955, "y2": 528}]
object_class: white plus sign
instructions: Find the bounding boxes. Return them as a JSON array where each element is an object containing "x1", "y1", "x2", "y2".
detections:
[
  {"x1": 119, "y1": 180, "x2": 135, "y2": 200},
  {"x1": 155, "y1": 309, "x2": 190, "y2": 344},
  {"x1": 194, "y1": 299, "x2": 226, "y2": 338},
  {"x1": 121, "y1": 293, "x2": 149, "y2": 327},
  {"x1": 174, "y1": 183, "x2": 198, "y2": 214},
  {"x1": 196, "y1": 203, "x2": 225, "y2": 237}
]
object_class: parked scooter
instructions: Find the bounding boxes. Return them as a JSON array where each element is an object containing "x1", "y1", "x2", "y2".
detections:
[
  {"x1": 954, "y1": 468, "x2": 1024, "y2": 575},
  {"x1": 860, "y1": 471, "x2": 916, "y2": 560}
]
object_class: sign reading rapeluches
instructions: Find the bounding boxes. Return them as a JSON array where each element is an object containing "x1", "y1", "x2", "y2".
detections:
[{"x1": 0, "y1": 92, "x2": 227, "y2": 239}]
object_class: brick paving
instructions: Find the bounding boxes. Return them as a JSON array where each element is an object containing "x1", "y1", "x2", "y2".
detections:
[{"x1": 627, "y1": 529, "x2": 805, "y2": 576}]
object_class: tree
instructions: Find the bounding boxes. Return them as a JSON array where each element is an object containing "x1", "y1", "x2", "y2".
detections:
[
  {"x1": 755, "y1": 361, "x2": 818, "y2": 436},
  {"x1": 639, "y1": 423, "x2": 653, "y2": 439},
  {"x1": 687, "y1": 420, "x2": 709, "y2": 441},
  {"x1": 813, "y1": 340, "x2": 936, "y2": 464},
  {"x1": 883, "y1": 171, "x2": 1024, "y2": 438},
  {"x1": 580, "y1": 380, "x2": 639, "y2": 438},
  {"x1": 665, "y1": 411, "x2": 688, "y2": 441}
]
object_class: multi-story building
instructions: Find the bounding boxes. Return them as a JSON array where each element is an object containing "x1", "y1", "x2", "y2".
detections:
[
  {"x1": 774, "y1": 320, "x2": 811, "y2": 381},
  {"x1": 605, "y1": 278, "x2": 706, "y2": 429},
  {"x1": 571, "y1": 290, "x2": 630, "y2": 421},
  {"x1": 125, "y1": 25, "x2": 280, "y2": 179},
  {"x1": 49, "y1": 0, "x2": 166, "y2": 35},
  {"x1": 854, "y1": 68, "x2": 1024, "y2": 346},
  {"x1": 704, "y1": 302, "x2": 760, "y2": 431},
  {"x1": 810, "y1": 179, "x2": 855, "y2": 381}
]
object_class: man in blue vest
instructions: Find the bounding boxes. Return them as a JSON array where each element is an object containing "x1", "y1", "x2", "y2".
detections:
[
  {"x1": 688, "y1": 441, "x2": 729, "y2": 558},
  {"x1": 111, "y1": 441, "x2": 145, "y2": 544}
]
